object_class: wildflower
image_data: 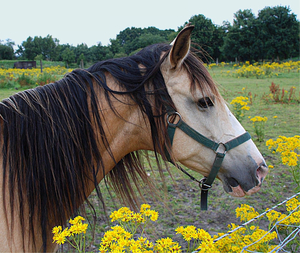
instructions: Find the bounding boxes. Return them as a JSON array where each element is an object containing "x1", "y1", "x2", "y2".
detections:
[
  {"x1": 69, "y1": 215, "x2": 85, "y2": 225},
  {"x1": 250, "y1": 116, "x2": 268, "y2": 142},
  {"x1": 236, "y1": 204, "x2": 259, "y2": 222},
  {"x1": 266, "y1": 135, "x2": 300, "y2": 167},
  {"x1": 286, "y1": 197, "x2": 300, "y2": 212},
  {"x1": 230, "y1": 96, "x2": 250, "y2": 122},
  {"x1": 52, "y1": 226, "x2": 62, "y2": 234},
  {"x1": 52, "y1": 216, "x2": 88, "y2": 251},
  {"x1": 53, "y1": 232, "x2": 67, "y2": 245},
  {"x1": 140, "y1": 204, "x2": 151, "y2": 213}
]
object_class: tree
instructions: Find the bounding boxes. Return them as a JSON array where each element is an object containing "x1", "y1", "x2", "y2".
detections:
[
  {"x1": 222, "y1": 10, "x2": 262, "y2": 62},
  {"x1": 41, "y1": 35, "x2": 59, "y2": 60},
  {"x1": 258, "y1": 6, "x2": 299, "y2": 60},
  {"x1": 109, "y1": 38, "x2": 125, "y2": 57},
  {"x1": 89, "y1": 43, "x2": 113, "y2": 62},
  {"x1": 181, "y1": 14, "x2": 221, "y2": 62},
  {"x1": 62, "y1": 48, "x2": 75, "y2": 67},
  {"x1": 137, "y1": 33, "x2": 166, "y2": 49},
  {"x1": 114, "y1": 27, "x2": 175, "y2": 56},
  {"x1": 19, "y1": 35, "x2": 59, "y2": 60},
  {"x1": 0, "y1": 39, "x2": 15, "y2": 60},
  {"x1": 78, "y1": 53, "x2": 85, "y2": 68},
  {"x1": 74, "y1": 43, "x2": 91, "y2": 63},
  {"x1": 20, "y1": 36, "x2": 37, "y2": 60}
]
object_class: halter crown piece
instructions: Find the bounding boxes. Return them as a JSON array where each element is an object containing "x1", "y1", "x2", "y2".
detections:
[{"x1": 163, "y1": 102, "x2": 251, "y2": 210}]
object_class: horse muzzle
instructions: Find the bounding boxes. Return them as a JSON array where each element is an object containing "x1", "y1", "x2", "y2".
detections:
[{"x1": 221, "y1": 163, "x2": 269, "y2": 197}]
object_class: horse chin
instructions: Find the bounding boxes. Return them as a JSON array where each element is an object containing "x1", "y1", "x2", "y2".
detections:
[
  {"x1": 222, "y1": 181, "x2": 246, "y2": 197},
  {"x1": 222, "y1": 177, "x2": 262, "y2": 197},
  {"x1": 227, "y1": 184, "x2": 262, "y2": 197},
  {"x1": 220, "y1": 164, "x2": 268, "y2": 197}
]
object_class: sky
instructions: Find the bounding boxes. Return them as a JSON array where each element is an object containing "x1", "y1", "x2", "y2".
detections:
[{"x1": 1, "y1": 0, "x2": 299, "y2": 48}]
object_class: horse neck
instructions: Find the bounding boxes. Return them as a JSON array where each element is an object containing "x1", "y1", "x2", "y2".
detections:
[{"x1": 88, "y1": 75, "x2": 154, "y2": 191}]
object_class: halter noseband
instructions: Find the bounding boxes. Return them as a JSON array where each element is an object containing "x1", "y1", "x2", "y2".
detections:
[{"x1": 164, "y1": 105, "x2": 251, "y2": 210}]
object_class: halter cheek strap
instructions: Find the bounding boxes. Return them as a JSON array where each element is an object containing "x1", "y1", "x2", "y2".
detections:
[{"x1": 165, "y1": 110, "x2": 251, "y2": 210}]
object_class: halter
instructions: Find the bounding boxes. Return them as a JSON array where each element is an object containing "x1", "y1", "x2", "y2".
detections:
[{"x1": 164, "y1": 104, "x2": 251, "y2": 210}]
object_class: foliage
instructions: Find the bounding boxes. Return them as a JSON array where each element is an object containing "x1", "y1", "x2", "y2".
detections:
[
  {"x1": 112, "y1": 26, "x2": 174, "y2": 56},
  {"x1": 222, "y1": 6, "x2": 299, "y2": 62},
  {"x1": 53, "y1": 199, "x2": 300, "y2": 252},
  {"x1": 222, "y1": 9, "x2": 260, "y2": 62},
  {"x1": 250, "y1": 116, "x2": 268, "y2": 142},
  {"x1": 229, "y1": 61, "x2": 300, "y2": 79},
  {"x1": 229, "y1": 96, "x2": 250, "y2": 122},
  {"x1": 181, "y1": 14, "x2": 221, "y2": 62},
  {"x1": 36, "y1": 72, "x2": 58, "y2": 86},
  {"x1": 18, "y1": 34, "x2": 59, "y2": 60},
  {"x1": 0, "y1": 66, "x2": 72, "y2": 88},
  {"x1": 53, "y1": 216, "x2": 88, "y2": 252},
  {"x1": 0, "y1": 39, "x2": 15, "y2": 60},
  {"x1": 266, "y1": 82, "x2": 300, "y2": 103},
  {"x1": 16, "y1": 73, "x2": 36, "y2": 87},
  {"x1": 257, "y1": 6, "x2": 299, "y2": 61},
  {"x1": 62, "y1": 48, "x2": 76, "y2": 67},
  {"x1": 0, "y1": 45, "x2": 14, "y2": 60},
  {"x1": 266, "y1": 135, "x2": 300, "y2": 190}
]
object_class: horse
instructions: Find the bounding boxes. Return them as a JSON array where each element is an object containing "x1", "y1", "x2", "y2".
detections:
[{"x1": 0, "y1": 25, "x2": 268, "y2": 252}]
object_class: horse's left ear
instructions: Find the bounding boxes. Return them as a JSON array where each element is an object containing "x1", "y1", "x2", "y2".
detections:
[{"x1": 169, "y1": 24, "x2": 194, "y2": 69}]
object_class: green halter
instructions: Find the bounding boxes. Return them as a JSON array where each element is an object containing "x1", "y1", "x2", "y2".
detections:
[{"x1": 164, "y1": 107, "x2": 251, "y2": 210}]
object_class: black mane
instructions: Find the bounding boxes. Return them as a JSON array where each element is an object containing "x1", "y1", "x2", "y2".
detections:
[{"x1": 0, "y1": 43, "x2": 173, "y2": 251}]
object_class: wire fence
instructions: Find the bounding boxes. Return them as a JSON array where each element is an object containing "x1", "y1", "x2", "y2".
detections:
[{"x1": 194, "y1": 191, "x2": 300, "y2": 253}]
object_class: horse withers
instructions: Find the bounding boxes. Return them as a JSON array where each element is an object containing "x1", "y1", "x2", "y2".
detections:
[{"x1": 0, "y1": 25, "x2": 268, "y2": 252}]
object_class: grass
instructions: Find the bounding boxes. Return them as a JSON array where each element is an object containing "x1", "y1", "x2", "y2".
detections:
[
  {"x1": 0, "y1": 88, "x2": 23, "y2": 100},
  {"x1": 0, "y1": 64, "x2": 299, "y2": 251}
]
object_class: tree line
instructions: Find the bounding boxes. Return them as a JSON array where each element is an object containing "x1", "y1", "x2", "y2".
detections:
[{"x1": 0, "y1": 6, "x2": 298, "y2": 66}]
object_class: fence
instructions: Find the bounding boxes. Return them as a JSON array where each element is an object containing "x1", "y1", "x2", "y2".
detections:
[{"x1": 195, "y1": 192, "x2": 300, "y2": 253}]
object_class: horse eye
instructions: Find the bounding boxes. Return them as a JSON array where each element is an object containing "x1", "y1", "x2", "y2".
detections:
[{"x1": 197, "y1": 97, "x2": 214, "y2": 109}]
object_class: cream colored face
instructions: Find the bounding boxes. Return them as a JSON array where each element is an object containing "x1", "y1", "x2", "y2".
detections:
[{"x1": 161, "y1": 25, "x2": 268, "y2": 197}]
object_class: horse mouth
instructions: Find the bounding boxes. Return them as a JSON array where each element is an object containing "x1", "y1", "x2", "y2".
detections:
[{"x1": 222, "y1": 165, "x2": 268, "y2": 197}]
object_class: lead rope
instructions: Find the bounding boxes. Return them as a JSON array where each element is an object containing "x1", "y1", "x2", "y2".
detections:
[{"x1": 164, "y1": 106, "x2": 251, "y2": 210}]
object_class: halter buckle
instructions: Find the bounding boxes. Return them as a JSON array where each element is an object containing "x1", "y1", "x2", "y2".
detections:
[{"x1": 199, "y1": 178, "x2": 212, "y2": 191}]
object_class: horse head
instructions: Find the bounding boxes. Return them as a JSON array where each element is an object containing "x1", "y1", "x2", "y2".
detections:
[{"x1": 160, "y1": 25, "x2": 268, "y2": 199}]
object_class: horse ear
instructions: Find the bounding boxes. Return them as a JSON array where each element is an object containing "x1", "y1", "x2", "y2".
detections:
[{"x1": 169, "y1": 24, "x2": 194, "y2": 69}]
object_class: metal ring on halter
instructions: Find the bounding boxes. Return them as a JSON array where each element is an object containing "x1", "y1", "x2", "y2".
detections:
[
  {"x1": 215, "y1": 142, "x2": 227, "y2": 154},
  {"x1": 199, "y1": 178, "x2": 212, "y2": 191},
  {"x1": 166, "y1": 112, "x2": 182, "y2": 127}
]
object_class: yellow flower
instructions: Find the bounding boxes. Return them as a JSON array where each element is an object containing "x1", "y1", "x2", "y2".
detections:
[
  {"x1": 150, "y1": 210, "x2": 158, "y2": 221},
  {"x1": 69, "y1": 215, "x2": 85, "y2": 225},
  {"x1": 52, "y1": 226, "x2": 62, "y2": 235},
  {"x1": 175, "y1": 226, "x2": 184, "y2": 234},
  {"x1": 53, "y1": 232, "x2": 66, "y2": 245},
  {"x1": 69, "y1": 223, "x2": 88, "y2": 234},
  {"x1": 140, "y1": 204, "x2": 151, "y2": 213},
  {"x1": 286, "y1": 197, "x2": 300, "y2": 212},
  {"x1": 236, "y1": 204, "x2": 259, "y2": 222}
]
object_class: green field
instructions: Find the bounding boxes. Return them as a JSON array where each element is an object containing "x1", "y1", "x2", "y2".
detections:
[{"x1": 0, "y1": 63, "x2": 299, "y2": 251}]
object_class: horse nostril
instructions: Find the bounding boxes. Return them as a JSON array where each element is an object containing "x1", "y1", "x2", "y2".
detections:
[{"x1": 256, "y1": 164, "x2": 268, "y2": 185}]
